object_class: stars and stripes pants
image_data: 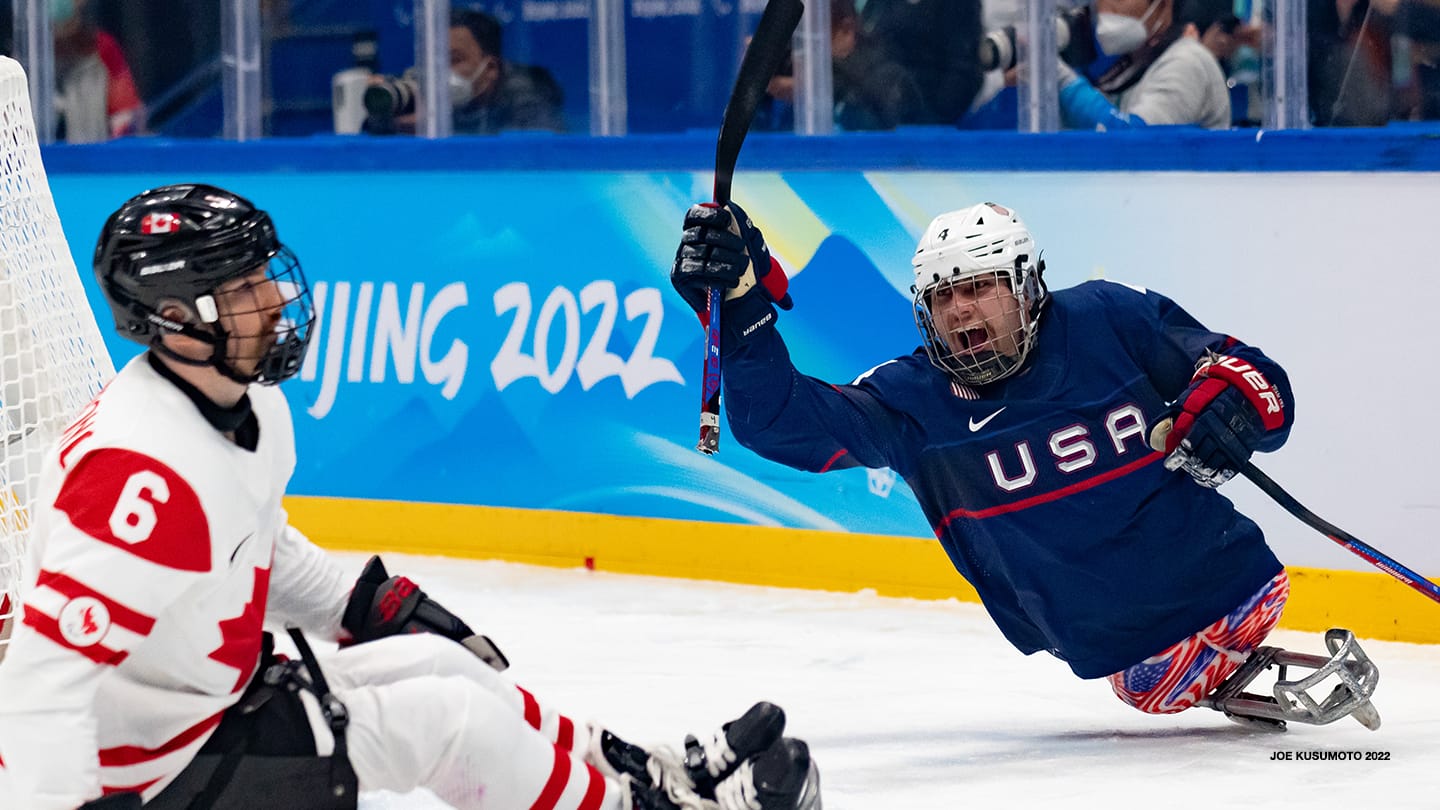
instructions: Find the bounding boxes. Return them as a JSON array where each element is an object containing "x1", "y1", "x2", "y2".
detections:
[{"x1": 1106, "y1": 570, "x2": 1290, "y2": 714}]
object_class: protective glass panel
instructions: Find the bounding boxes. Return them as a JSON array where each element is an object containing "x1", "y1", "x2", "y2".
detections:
[
  {"x1": 1308, "y1": 0, "x2": 1440, "y2": 125},
  {"x1": 624, "y1": 0, "x2": 752, "y2": 133},
  {"x1": 86, "y1": 0, "x2": 216, "y2": 138},
  {"x1": 280, "y1": 1, "x2": 576, "y2": 137},
  {"x1": 856, "y1": 0, "x2": 990, "y2": 127},
  {"x1": 967, "y1": 0, "x2": 1079, "y2": 131},
  {"x1": 0, "y1": 0, "x2": 173, "y2": 141},
  {"x1": 980, "y1": 0, "x2": 1275, "y2": 131}
]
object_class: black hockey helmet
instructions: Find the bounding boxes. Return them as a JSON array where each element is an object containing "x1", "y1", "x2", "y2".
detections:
[{"x1": 93, "y1": 183, "x2": 315, "y2": 384}]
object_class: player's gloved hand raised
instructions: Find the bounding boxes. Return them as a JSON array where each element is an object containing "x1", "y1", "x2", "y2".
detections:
[
  {"x1": 671, "y1": 202, "x2": 792, "y2": 322},
  {"x1": 1149, "y1": 352, "x2": 1286, "y2": 488},
  {"x1": 342, "y1": 555, "x2": 509, "y2": 671}
]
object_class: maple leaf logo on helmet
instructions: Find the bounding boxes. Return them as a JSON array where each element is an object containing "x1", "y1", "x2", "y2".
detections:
[{"x1": 139, "y1": 212, "x2": 182, "y2": 235}]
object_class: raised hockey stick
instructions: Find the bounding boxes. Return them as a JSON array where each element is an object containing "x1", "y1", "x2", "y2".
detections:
[
  {"x1": 697, "y1": 0, "x2": 805, "y2": 455},
  {"x1": 1242, "y1": 462, "x2": 1440, "y2": 605}
]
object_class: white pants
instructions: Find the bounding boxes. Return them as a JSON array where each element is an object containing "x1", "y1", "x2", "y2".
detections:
[{"x1": 299, "y1": 634, "x2": 625, "y2": 810}]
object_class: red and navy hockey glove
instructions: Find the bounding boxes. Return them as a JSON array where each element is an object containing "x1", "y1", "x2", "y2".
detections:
[
  {"x1": 342, "y1": 555, "x2": 509, "y2": 671},
  {"x1": 671, "y1": 202, "x2": 793, "y2": 330},
  {"x1": 1149, "y1": 352, "x2": 1286, "y2": 488}
]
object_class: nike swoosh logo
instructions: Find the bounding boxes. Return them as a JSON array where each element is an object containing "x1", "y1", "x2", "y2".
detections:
[
  {"x1": 968, "y1": 407, "x2": 1007, "y2": 432},
  {"x1": 230, "y1": 533, "x2": 255, "y2": 563}
]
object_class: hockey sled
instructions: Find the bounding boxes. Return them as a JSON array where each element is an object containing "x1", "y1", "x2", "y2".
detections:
[{"x1": 1199, "y1": 628, "x2": 1380, "y2": 731}]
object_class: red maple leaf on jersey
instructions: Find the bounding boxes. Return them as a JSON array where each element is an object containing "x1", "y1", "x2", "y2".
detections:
[
  {"x1": 209, "y1": 566, "x2": 271, "y2": 693},
  {"x1": 81, "y1": 606, "x2": 100, "y2": 636}
]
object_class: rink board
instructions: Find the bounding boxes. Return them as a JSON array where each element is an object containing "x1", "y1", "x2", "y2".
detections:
[{"x1": 287, "y1": 496, "x2": 1440, "y2": 645}]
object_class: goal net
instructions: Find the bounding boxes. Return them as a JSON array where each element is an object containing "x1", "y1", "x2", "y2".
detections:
[{"x1": 0, "y1": 56, "x2": 116, "y2": 656}]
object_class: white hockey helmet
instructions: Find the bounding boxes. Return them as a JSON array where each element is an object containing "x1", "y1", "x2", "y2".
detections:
[{"x1": 911, "y1": 202, "x2": 1049, "y2": 386}]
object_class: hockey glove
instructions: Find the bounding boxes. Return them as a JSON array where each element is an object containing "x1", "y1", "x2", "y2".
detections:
[
  {"x1": 672, "y1": 202, "x2": 793, "y2": 325},
  {"x1": 342, "y1": 555, "x2": 510, "y2": 671},
  {"x1": 1149, "y1": 352, "x2": 1286, "y2": 488}
]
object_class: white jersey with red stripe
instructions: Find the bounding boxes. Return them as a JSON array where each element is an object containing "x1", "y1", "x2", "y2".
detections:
[{"x1": 0, "y1": 354, "x2": 352, "y2": 809}]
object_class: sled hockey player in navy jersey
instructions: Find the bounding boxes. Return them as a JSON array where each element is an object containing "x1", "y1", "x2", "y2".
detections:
[
  {"x1": 0, "y1": 184, "x2": 822, "y2": 810},
  {"x1": 671, "y1": 200, "x2": 1380, "y2": 732}
]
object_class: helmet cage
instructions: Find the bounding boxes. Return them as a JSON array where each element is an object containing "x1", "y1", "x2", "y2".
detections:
[
  {"x1": 909, "y1": 203, "x2": 1049, "y2": 386},
  {"x1": 208, "y1": 247, "x2": 315, "y2": 385},
  {"x1": 251, "y1": 247, "x2": 315, "y2": 384},
  {"x1": 913, "y1": 257, "x2": 1046, "y2": 386}
]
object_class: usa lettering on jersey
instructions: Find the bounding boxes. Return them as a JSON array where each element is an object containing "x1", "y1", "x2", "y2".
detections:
[{"x1": 985, "y1": 404, "x2": 1149, "y2": 492}]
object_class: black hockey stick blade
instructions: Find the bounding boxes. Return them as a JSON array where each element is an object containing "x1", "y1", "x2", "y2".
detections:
[
  {"x1": 1241, "y1": 462, "x2": 1440, "y2": 605},
  {"x1": 713, "y1": 0, "x2": 804, "y2": 206},
  {"x1": 698, "y1": 0, "x2": 805, "y2": 455}
]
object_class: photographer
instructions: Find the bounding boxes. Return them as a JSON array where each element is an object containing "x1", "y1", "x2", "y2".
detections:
[
  {"x1": 977, "y1": 4, "x2": 1099, "y2": 76},
  {"x1": 971, "y1": 0, "x2": 1231, "y2": 129},
  {"x1": 363, "y1": 8, "x2": 564, "y2": 136},
  {"x1": 1055, "y1": 0, "x2": 1232, "y2": 128}
]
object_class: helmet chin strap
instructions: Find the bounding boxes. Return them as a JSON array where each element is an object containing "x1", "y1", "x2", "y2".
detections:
[{"x1": 150, "y1": 318, "x2": 258, "y2": 386}]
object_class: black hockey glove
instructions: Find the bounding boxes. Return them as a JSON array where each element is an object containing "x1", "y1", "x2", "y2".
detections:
[
  {"x1": 1149, "y1": 352, "x2": 1286, "y2": 488},
  {"x1": 342, "y1": 555, "x2": 509, "y2": 671},
  {"x1": 78, "y1": 794, "x2": 142, "y2": 810},
  {"x1": 672, "y1": 202, "x2": 793, "y2": 325}
]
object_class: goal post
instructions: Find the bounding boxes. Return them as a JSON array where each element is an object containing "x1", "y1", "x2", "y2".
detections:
[{"x1": 0, "y1": 55, "x2": 116, "y2": 655}]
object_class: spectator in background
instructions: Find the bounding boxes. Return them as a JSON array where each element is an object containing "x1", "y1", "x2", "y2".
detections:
[
  {"x1": 860, "y1": 0, "x2": 985, "y2": 123},
  {"x1": 764, "y1": 0, "x2": 929, "y2": 130},
  {"x1": 1394, "y1": 0, "x2": 1440, "y2": 118},
  {"x1": 364, "y1": 8, "x2": 564, "y2": 136},
  {"x1": 1186, "y1": 0, "x2": 1262, "y2": 125},
  {"x1": 1055, "y1": 0, "x2": 1231, "y2": 128},
  {"x1": 1191, "y1": 0, "x2": 1257, "y2": 70},
  {"x1": 52, "y1": 0, "x2": 143, "y2": 142},
  {"x1": 1311, "y1": 0, "x2": 1440, "y2": 124}
]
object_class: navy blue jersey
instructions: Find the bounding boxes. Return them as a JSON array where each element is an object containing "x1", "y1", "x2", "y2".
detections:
[{"x1": 722, "y1": 280, "x2": 1291, "y2": 679}]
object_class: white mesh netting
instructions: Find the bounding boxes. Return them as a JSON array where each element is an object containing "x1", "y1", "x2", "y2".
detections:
[{"x1": 0, "y1": 56, "x2": 116, "y2": 654}]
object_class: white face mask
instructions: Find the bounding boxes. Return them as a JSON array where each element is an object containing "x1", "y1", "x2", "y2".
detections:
[
  {"x1": 449, "y1": 59, "x2": 492, "y2": 106},
  {"x1": 1095, "y1": 5, "x2": 1157, "y2": 56},
  {"x1": 449, "y1": 69, "x2": 477, "y2": 106}
]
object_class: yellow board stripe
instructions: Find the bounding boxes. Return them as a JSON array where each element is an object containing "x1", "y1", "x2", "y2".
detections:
[{"x1": 285, "y1": 496, "x2": 1440, "y2": 645}]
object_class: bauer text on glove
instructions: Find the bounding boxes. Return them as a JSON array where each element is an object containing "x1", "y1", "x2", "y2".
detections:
[{"x1": 1147, "y1": 352, "x2": 1286, "y2": 488}]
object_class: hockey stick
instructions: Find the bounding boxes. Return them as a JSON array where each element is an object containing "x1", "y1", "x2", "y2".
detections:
[
  {"x1": 697, "y1": 0, "x2": 805, "y2": 455},
  {"x1": 1242, "y1": 462, "x2": 1440, "y2": 605}
]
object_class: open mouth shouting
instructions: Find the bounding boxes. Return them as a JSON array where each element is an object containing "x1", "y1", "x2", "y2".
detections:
[{"x1": 952, "y1": 325, "x2": 991, "y2": 355}]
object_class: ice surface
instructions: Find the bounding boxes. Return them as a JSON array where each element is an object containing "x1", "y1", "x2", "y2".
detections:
[{"x1": 339, "y1": 553, "x2": 1439, "y2": 809}]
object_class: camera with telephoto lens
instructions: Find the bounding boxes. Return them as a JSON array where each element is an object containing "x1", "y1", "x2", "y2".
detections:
[
  {"x1": 979, "y1": 5, "x2": 1095, "y2": 72},
  {"x1": 363, "y1": 75, "x2": 421, "y2": 121}
]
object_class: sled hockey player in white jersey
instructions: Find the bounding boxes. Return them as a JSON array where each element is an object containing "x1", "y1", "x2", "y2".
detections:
[{"x1": 0, "y1": 184, "x2": 822, "y2": 810}]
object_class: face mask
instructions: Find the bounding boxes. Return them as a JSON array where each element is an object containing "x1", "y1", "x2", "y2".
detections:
[
  {"x1": 449, "y1": 69, "x2": 477, "y2": 106},
  {"x1": 1095, "y1": 6, "x2": 1155, "y2": 56},
  {"x1": 449, "y1": 59, "x2": 493, "y2": 106}
]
